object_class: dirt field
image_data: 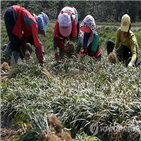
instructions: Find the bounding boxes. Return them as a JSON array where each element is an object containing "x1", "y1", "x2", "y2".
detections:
[{"x1": 0, "y1": 128, "x2": 20, "y2": 141}]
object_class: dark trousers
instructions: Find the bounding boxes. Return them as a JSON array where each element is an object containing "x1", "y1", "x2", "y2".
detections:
[
  {"x1": 106, "y1": 40, "x2": 132, "y2": 62},
  {"x1": 106, "y1": 40, "x2": 140, "y2": 67},
  {"x1": 4, "y1": 6, "x2": 21, "y2": 52},
  {"x1": 106, "y1": 40, "x2": 115, "y2": 55}
]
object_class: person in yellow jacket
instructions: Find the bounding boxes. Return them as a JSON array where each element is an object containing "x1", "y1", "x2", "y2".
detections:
[{"x1": 106, "y1": 14, "x2": 140, "y2": 67}]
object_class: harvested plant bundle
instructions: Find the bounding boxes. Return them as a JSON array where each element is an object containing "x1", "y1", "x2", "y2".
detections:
[
  {"x1": 64, "y1": 40, "x2": 76, "y2": 58},
  {"x1": 38, "y1": 114, "x2": 73, "y2": 141},
  {"x1": 1, "y1": 62, "x2": 10, "y2": 71},
  {"x1": 47, "y1": 114, "x2": 62, "y2": 132},
  {"x1": 108, "y1": 52, "x2": 117, "y2": 64}
]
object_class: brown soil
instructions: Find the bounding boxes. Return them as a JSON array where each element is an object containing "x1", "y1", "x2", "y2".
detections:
[
  {"x1": 0, "y1": 128, "x2": 20, "y2": 141},
  {"x1": 1, "y1": 112, "x2": 18, "y2": 141}
]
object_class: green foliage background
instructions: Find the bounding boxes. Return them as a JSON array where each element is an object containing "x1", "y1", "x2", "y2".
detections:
[{"x1": 1, "y1": 1, "x2": 141, "y2": 22}]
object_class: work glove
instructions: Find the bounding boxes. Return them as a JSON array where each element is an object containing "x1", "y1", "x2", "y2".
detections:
[
  {"x1": 25, "y1": 50, "x2": 30, "y2": 58},
  {"x1": 35, "y1": 45, "x2": 45, "y2": 64},
  {"x1": 128, "y1": 61, "x2": 134, "y2": 68},
  {"x1": 55, "y1": 52, "x2": 58, "y2": 60}
]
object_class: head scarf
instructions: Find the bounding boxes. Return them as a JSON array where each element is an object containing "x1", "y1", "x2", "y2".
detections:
[
  {"x1": 80, "y1": 15, "x2": 96, "y2": 34},
  {"x1": 80, "y1": 15, "x2": 97, "y2": 48}
]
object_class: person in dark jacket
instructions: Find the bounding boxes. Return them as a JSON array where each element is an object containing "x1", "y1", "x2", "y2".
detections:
[
  {"x1": 53, "y1": 6, "x2": 79, "y2": 60},
  {"x1": 4, "y1": 5, "x2": 49, "y2": 65},
  {"x1": 77, "y1": 15, "x2": 101, "y2": 61}
]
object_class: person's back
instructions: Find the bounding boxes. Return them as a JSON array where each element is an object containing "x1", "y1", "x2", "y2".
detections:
[{"x1": 4, "y1": 5, "x2": 49, "y2": 65}]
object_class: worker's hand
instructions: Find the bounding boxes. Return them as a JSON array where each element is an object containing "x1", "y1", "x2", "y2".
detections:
[
  {"x1": 35, "y1": 45, "x2": 45, "y2": 64},
  {"x1": 128, "y1": 61, "x2": 134, "y2": 68}
]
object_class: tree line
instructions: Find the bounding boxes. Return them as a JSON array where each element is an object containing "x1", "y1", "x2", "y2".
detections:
[
  {"x1": 1, "y1": 1, "x2": 141, "y2": 22},
  {"x1": 44, "y1": 0, "x2": 141, "y2": 22}
]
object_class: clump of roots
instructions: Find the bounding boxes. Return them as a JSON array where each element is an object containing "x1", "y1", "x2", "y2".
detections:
[
  {"x1": 108, "y1": 52, "x2": 117, "y2": 64},
  {"x1": 38, "y1": 131, "x2": 62, "y2": 141},
  {"x1": 64, "y1": 40, "x2": 76, "y2": 58},
  {"x1": 57, "y1": 131, "x2": 73, "y2": 141},
  {"x1": 47, "y1": 114, "x2": 62, "y2": 133},
  {"x1": 38, "y1": 114, "x2": 73, "y2": 141},
  {"x1": 1, "y1": 62, "x2": 10, "y2": 71}
]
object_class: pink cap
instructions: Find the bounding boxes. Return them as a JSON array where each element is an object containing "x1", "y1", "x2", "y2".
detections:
[{"x1": 58, "y1": 13, "x2": 72, "y2": 37}]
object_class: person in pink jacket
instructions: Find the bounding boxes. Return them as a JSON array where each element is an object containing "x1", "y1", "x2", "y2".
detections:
[{"x1": 4, "y1": 5, "x2": 49, "y2": 65}]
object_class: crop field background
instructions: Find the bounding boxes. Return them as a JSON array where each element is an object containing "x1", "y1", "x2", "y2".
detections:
[{"x1": 1, "y1": 19, "x2": 141, "y2": 141}]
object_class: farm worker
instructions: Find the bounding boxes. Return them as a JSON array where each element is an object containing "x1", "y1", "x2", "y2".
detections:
[
  {"x1": 4, "y1": 5, "x2": 49, "y2": 65},
  {"x1": 53, "y1": 6, "x2": 79, "y2": 60},
  {"x1": 77, "y1": 15, "x2": 101, "y2": 61},
  {"x1": 106, "y1": 14, "x2": 140, "y2": 67}
]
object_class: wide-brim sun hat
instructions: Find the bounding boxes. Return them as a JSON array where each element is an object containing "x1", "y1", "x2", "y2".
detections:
[
  {"x1": 41, "y1": 12, "x2": 49, "y2": 36},
  {"x1": 121, "y1": 14, "x2": 130, "y2": 32},
  {"x1": 80, "y1": 26, "x2": 91, "y2": 33},
  {"x1": 58, "y1": 13, "x2": 72, "y2": 37},
  {"x1": 34, "y1": 12, "x2": 49, "y2": 36}
]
